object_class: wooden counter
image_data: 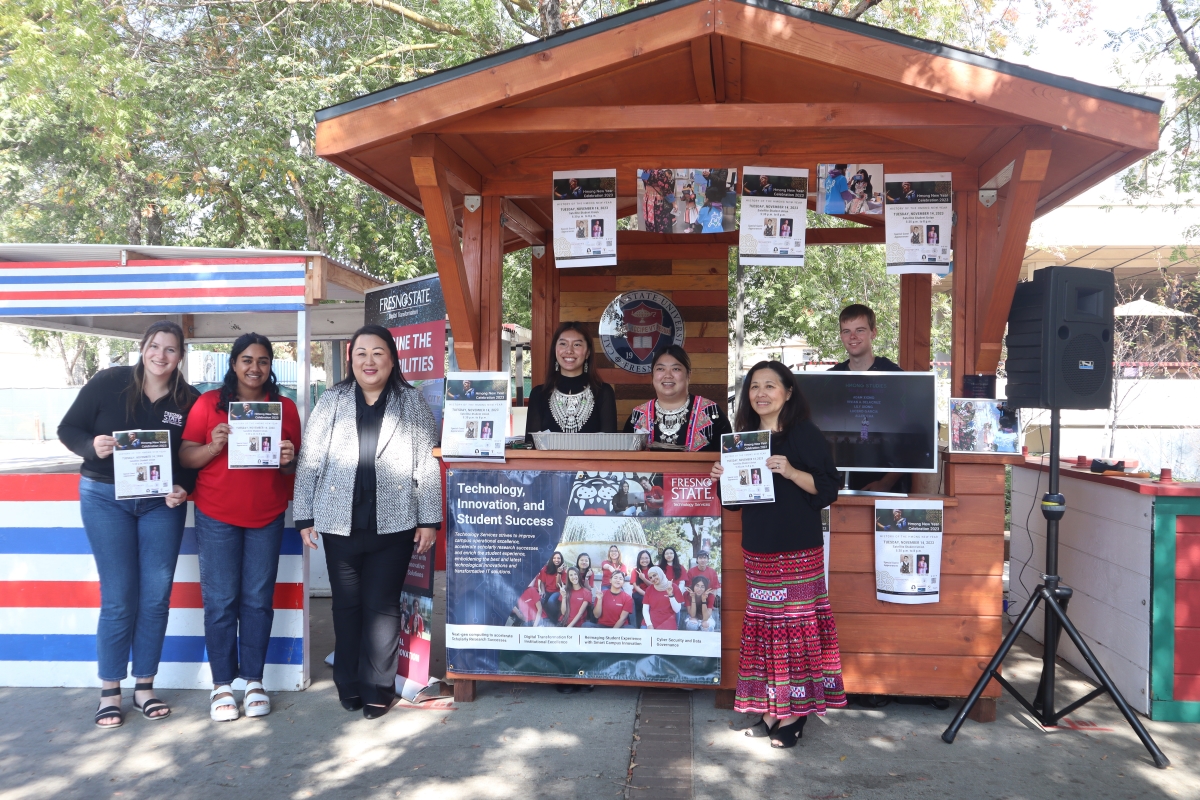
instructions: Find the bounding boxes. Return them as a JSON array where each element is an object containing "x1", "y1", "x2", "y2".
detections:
[{"x1": 441, "y1": 450, "x2": 1006, "y2": 716}]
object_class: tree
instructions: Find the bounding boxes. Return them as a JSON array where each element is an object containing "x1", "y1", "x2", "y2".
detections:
[
  {"x1": 1111, "y1": 1, "x2": 1200, "y2": 242},
  {"x1": 21, "y1": 329, "x2": 137, "y2": 385}
]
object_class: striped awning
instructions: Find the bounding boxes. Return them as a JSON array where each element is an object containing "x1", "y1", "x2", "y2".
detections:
[{"x1": 0, "y1": 257, "x2": 308, "y2": 316}]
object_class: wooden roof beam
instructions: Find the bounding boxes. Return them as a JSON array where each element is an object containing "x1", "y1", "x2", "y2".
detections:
[
  {"x1": 500, "y1": 199, "x2": 545, "y2": 246},
  {"x1": 691, "y1": 37, "x2": 718, "y2": 104},
  {"x1": 975, "y1": 126, "x2": 1053, "y2": 373},
  {"x1": 438, "y1": 102, "x2": 1008, "y2": 134},
  {"x1": 412, "y1": 134, "x2": 482, "y2": 195},
  {"x1": 722, "y1": 36, "x2": 742, "y2": 102},
  {"x1": 411, "y1": 151, "x2": 481, "y2": 371}
]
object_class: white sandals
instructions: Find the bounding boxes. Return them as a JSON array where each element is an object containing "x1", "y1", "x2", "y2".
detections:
[
  {"x1": 210, "y1": 685, "x2": 239, "y2": 721},
  {"x1": 243, "y1": 681, "x2": 271, "y2": 717}
]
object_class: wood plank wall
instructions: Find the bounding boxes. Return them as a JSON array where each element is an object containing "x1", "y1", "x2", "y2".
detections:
[{"x1": 552, "y1": 234, "x2": 731, "y2": 425}]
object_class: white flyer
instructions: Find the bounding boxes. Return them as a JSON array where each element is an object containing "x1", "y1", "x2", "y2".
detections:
[
  {"x1": 719, "y1": 431, "x2": 775, "y2": 504},
  {"x1": 552, "y1": 169, "x2": 617, "y2": 268},
  {"x1": 874, "y1": 498, "x2": 943, "y2": 604},
  {"x1": 441, "y1": 371, "x2": 510, "y2": 461},
  {"x1": 228, "y1": 401, "x2": 283, "y2": 468},
  {"x1": 113, "y1": 430, "x2": 173, "y2": 499},
  {"x1": 883, "y1": 172, "x2": 953, "y2": 274},
  {"x1": 739, "y1": 167, "x2": 808, "y2": 266}
]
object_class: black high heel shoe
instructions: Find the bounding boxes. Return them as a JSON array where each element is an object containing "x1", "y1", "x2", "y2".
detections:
[
  {"x1": 340, "y1": 697, "x2": 363, "y2": 711},
  {"x1": 363, "y1": 698, "x2": 397, "y2": 719},
  {"x1": 770, "y1": 716, "x2": 806, "y2": 748},
  {"x1": 744, "y1": 716, "x2": 776, "y2": 738}
]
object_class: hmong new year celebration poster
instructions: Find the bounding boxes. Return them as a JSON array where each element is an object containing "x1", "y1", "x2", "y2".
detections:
[
  {"x1": 636, "y1": 168, "x2": 737, "y2": 234},
  {"x1": 445, "y1": 469, "x2": 723, "y2": 685},
  {"x1": 883, "y1": 172, "x2": 953, "y2": 274},
  {"x1": 365, "y1": 274, "x2": 447, "y2": 431},
  {"x1": 552, "y1": 169, "x2": 617, "y2": 267},
  {"x1": 738, "y1": 167, "x2": 808, "y2": 267},
  {"x1": 873, "y1": 499, "x2": 943, "y2": 605}
]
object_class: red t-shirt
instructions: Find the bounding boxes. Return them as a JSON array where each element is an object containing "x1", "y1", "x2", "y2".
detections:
[
  {"x1": 562, "y1": 588, "x2": 591, "y2": 626},
  {"x1": 602, "y1": 562, "x2": 628, "y2": 586},
  {"x1": 181, "y1": 391, "x2": 302, "y2": 529},
  {"x1": 645, "y1": 584, "x2": 684, "y2": 630},
  {"x1": 537, "y1": 567, "x2": 562, "y2": 594},
  {"x1": 632, "y1": 567, "x2": 654, "y2": 594},
  {"x1": 687, "y1": 565, "x2": 721, "y2": 590},
  {"x1": 518, "y1": 585, "x2": 544, "y2": 622},
  {"x1": 596, "y1": 589, "x2": 634, "y2": 627}
]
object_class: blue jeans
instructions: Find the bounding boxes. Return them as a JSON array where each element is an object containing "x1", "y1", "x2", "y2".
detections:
[
  {"x1": 194, "y1": 508, "x2": 284, "y2": 685},
  {"x1": 79, "y1": 477, "x2": 186, "y2": 682}
]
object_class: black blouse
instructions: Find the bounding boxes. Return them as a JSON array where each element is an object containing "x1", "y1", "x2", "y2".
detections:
[
  {"x1": 351, "y1": 383, "x2": 390, "y2": 533},
  {"x1": 524, "y1": 373, "x2": 618, "y2": 444},
  {"x1": 58, "y1": 367, "x2": 199, "y2": 492},
  {"x1": 721, "y1": 419, "x2": 841, "y2": 554}
]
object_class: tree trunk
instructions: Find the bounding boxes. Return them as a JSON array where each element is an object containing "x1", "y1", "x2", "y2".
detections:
[
  {"x1": 145, "y1": 203, "x2": 163, "y2": 246},
  {"x1": 539, "y1": 0, "x2": 562, "y2": 36}
]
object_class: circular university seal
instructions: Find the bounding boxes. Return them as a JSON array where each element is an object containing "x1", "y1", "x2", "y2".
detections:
[{"x1": 599, "y1": 291, "x2": 686, "y2": 374}]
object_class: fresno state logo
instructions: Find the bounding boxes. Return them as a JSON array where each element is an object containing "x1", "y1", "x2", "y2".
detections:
[{"x1": 599, "y1": 291, "x2": 685, "y2": 374}]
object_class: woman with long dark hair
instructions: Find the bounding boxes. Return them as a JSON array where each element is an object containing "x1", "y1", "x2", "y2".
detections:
[
  {"x1": 559, "y1": 568, "x2": 591, "y2": 628},
  {"x1": 58, "y1": 321, "x2": 199, "y2": 728},
  {"x1": 179, "y1": 333, "x2": 301, "y2": 721},
  {"x1": 524, "y1": 322, "x2": 617, "y2": 443},
  {"x1": 631, "y1": 549, "x2": 654, "y2": 628},
  {"x1": 293, "y1": 324, "x2": 440, "y2": 719},
  {"x1": 623, "y1": 346, "x2": 730, "y2": 451},
  {"x1": 710, "y1": 360, "x2": 842, "y2": 748},
  {"x1": 658, "y1": 546, "x2": 684, "y2": 589}
]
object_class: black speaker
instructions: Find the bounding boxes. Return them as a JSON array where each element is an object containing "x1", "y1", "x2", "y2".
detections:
[{"x1": 1005, "y1": 266, "x2": 1114, "y2": 410}]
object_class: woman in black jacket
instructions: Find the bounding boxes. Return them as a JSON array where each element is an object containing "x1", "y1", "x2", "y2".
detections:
[
  {"x1": 709, "y1": 361, "x2": 843, "y2": 749},
  {"x1": 58, "y1": 321, "x2": 199, "y2": 728}
]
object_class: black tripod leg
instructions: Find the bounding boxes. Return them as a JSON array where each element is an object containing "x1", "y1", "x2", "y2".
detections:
[
  {"x1": 943, "y1": 586, "x2": 1045, "y2": 744},
  {"x1": 1034, "y1": 586, "x2": 1071, "y2": 714},
  {"x1": 1044, "y1": 599, "x2": 1171, "y2": 768}
]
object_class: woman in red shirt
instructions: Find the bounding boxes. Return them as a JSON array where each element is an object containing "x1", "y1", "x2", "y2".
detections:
[
  {"x1": 601, "y1": 545, "x2": 627, "y2": 590},
  {"x1": 537, "y1": 551, "x2": 565, "y2": 609},
  {"x1": 631, "y1": 549, "x2": 654, "y2": 628},
  {"x1": 179, "y1": 333, "x2": 300, "y2": 722},
  {"x1": 559, "y1": 568, "x2": 591, "y2": 627},
  {"x1": 642, "y1": 566, "x2": 684, "y2": 630},
  {"x1": 575, "y1": 552, "x2": 596, "y2": 591}
]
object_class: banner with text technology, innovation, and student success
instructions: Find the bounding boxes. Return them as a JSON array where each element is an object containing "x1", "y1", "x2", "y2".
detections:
[{"x1": 445, "y1": 469, "x2": 723, "y2": 685}]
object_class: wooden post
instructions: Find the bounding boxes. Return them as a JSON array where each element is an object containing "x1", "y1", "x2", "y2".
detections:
[
  {"x1": 453, "y1": 678, "x2": 477, "y2": 702},
  {"x1": 899, "y1": 274, "x2": 932, "y2": 371},
  {"x1": 480, "y1": 196, "x2": 504, "y2": 371}
]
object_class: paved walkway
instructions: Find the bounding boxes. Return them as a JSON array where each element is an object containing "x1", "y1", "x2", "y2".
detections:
[{"x1": 1, "y1": 601, "x2": 1197, "y2": 800}]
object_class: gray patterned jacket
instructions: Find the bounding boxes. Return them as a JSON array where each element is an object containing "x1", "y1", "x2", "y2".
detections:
[{"x1": 292, "y1": 382, "x2": 442, "y2": 535}]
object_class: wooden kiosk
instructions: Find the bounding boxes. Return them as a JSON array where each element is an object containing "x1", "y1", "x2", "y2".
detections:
[{"x1": 314, "y1": 0, "x2": 1161, "y2": 716}]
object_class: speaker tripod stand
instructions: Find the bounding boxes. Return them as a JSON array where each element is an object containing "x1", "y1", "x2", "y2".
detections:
[{"x1": 941, "y1": 408, "x2": 1169, "y2": 768}]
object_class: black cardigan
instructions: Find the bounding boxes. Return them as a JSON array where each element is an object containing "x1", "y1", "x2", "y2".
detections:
[
  {"x1": 722, "y1": 419, "x2": 841, "y2": 554},
  {"x1": 524, "y1": 373, "x2": 618, "y2": 443},
  {"x1": 58, "y1": 367, "x2": 200, "y2": 492}
]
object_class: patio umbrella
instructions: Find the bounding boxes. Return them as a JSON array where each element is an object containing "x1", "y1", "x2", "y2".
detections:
[{"x1": 1114, "y1": 296, "x2": 1194, "y2": 317}]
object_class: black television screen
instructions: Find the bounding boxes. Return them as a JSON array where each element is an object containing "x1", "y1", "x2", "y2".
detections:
[{"x1": 793, "y1": 371, "x2": 938, "y2": 473}]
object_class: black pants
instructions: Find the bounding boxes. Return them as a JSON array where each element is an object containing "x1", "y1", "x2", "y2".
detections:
[{"x1": 323, "y1": 528, "x2": 415, "y2": 706}]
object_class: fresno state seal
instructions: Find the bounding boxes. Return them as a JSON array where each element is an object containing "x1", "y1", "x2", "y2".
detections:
[{"x1": 599, "y1": 291, "x2": 686, "y2": 374}]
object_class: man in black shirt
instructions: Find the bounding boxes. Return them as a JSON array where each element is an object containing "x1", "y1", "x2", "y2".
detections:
[{"x1": 828, "y1": 304, "x2": 909, "y2": 493}]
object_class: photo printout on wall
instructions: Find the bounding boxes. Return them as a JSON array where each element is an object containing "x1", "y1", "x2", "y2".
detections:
[
  {"x1": 739, "y1": 167, "x2": 808, "y2": 266},
  {"x1": 635, "y1": 168, "x2": 738, "y2": 234},
  {"x1": 816, "y1": 163, "x2": 883, "y2": 216},
  {"x1": 552, "y1": 169, "x2": 617, "y2": 268},
  {"x1": 883, "y1": 172, "x2": 953, "y2": 274}
]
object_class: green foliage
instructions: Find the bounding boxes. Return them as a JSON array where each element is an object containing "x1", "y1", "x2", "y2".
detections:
[
  {"x1": 22, "y1": 328, "x2": 136, "y2": 385},
  {"x1": 503, "y1": 249, "x2": 533, "y2": 329}
]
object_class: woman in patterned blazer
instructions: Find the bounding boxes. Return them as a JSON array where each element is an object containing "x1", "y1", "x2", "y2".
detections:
[{"x1": 293, "y1": 324, "x2": 441, "y2": 719}]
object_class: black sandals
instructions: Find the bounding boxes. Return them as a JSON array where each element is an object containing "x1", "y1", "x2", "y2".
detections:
[
  {"x1": 95, "y1": 687, "x2": 124, "y2": 729},
  {"x1": 341, "y1": 697, "x2": 364, "y2": 711},
  {"x1": 770, "y1": 716, "x2": 806, "y2": 748},
  {"x1": 132, "y1": 682, "x2": 171, "y2": 721},
  {"x1": 744, "y1": 717, "x2": 776, "y2": 738}
]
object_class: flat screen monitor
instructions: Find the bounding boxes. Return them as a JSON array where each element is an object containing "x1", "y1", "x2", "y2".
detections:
[{"x1": 793, "y1": 371, "x2": 938, "y2": 473}]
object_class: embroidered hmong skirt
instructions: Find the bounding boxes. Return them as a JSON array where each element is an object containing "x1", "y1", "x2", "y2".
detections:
[{"x1": 734, "y1": 546, "x2": 847, "y2": 718}]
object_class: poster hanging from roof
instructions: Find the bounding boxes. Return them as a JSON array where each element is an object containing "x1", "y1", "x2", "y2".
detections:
[
  {"x1": 445, "y1": 469, "x2": 723, "y2": 685},
  {"x1": 883, "y1": 172, "x2": 953, "y2": 274},
  {"x1": 636, "y1": 168, "x2": 737, "y2": 233},
  {"x1": 738, "y1": 167, "x2": 808, "y2": 266},
  {"x1": 874, "y1": 498, "x2": 943, "y2": 604},
  {"x1": 816, "y1": 163, "x2": 884, "y2": 216},
  {"x1": 552, "y1": 169, "x2": 617, "y2": 268},
  {"x1": 365, "y1": 274, "x2": 447, "y2": 432}
]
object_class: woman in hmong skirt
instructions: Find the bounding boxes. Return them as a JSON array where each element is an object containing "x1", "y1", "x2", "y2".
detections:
[
  {"x1": 710, "y1": 360, "x2": 844, "y2": 748},
  {"x1": 639, "y1": 169, "x2": 676, "y2": 233}
]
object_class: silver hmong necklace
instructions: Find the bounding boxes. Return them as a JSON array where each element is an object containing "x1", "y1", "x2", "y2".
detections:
[
  {"x1": 550, "y1": 386, "x2": 595, "y2": 433},
  {"x1": 655, "y1": 399, "x2": 690, "y2": 443}
]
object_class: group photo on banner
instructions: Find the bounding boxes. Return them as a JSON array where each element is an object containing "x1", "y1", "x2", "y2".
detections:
[{"x1": 445, "y1": 468, "x2": 723, "y2": 685}]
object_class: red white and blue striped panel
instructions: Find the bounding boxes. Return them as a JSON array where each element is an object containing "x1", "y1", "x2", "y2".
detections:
[
  {"x1": 0, "y1": 474, "x2": 308, "y2": 690},
  {"x1": 0, "y1": 258, "x2": 307, "y2": 316}
]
